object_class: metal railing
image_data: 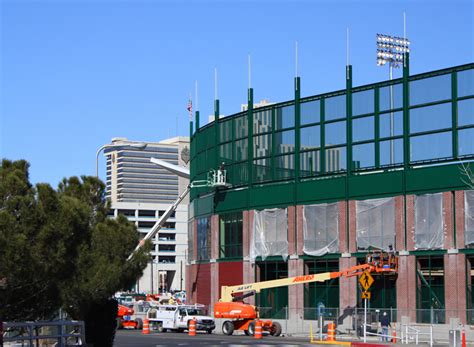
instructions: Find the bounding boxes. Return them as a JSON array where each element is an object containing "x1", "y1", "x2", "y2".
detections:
[
  {"x1": 400, "y1": 324, "x2": 433, "y2": 346},
  {"x1": 2, "y1": 320, "x2": 85, "y2": 346}
]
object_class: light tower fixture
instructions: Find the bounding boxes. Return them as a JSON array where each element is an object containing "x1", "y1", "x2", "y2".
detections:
[{"x1": 376, "y1": 33, "x2": 410, "y2": 68}]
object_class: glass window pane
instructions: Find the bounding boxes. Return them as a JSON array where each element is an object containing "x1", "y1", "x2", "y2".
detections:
[
  {"x1": 219, "y1": 143, "x2": 233, "y2": 163},
  {"x1": 380, "y1": 139, "x2": 404, "y2": 166},
  {"x1": 234, "y1": 115, "x2": 248, "y2": 139},
  {"x1": 300, "y1": 150, "x2": 321, "y2": 177},
  {"x1": 325, "y1": 146, "x2": 346, "y2": 172},
  {"x1": 326, "y1": 121, "x2": 346, "y2": 146},
  {"x1": 353, "y1": 116, "x2": 374, "y2": 142},
  {"x1": 253, "y1": 158, "x2": 272, "y2": 182},
  {"x1": 352, "y1": 143, "x2": 375, "y2": 169},
  {"x1": 230, "y1": 162, "x2": 248, "y2": 186},
  {"x1": 325, "y1": 94, "x2": 346, "y2": 120},
  {"x1": 275, "y1": 104, "x2": 295, "y2": 129},
  {"x1": 410, "y1": 74, "x2": 451, "y2": 106},
  {"x1": 275, "y1": 154, "x2": 294, "y2": 180},
  {"x1": 459, "y1": 128, "x2": 474, "y2": 156},
  {"x1": 458, "y1": 98, "x2": 474, "y2": 126},
  {"x1": 275, "y1": 130, "x2": 295, "y2": 154},
  {"x1": 301, "y1": 100, "x2": 320, "y2": 125},
  {"x1": 410, "y1": 103, "x2": 452, "y2": 134},
  {"x1": 458, "y1": 69, "x2": 474, "y2": 98},
  {"x1": 254, "y1": 109, "x2": 272, "y2": 134},
  {"x1": 301, "y1": 125, "x2": 320, "y2": 150},
  {"x1": 380, "y1": 111, "x2": 403, "y2": 138},
  {"x1": 234, "y1": 139, "x2": 248, "y2": 161},
  {"x1": 353, "y1": 89, "x2": 374, "y2": 116},
  {"x1": 253, "y1": 134, "x2": 272, "y2": 158},
  {"x1": 379, "y1": 83, "x2": 403, "y2": 111},
  {"x1": 410, "y1": 132, "x2": 452, "y2": 162},
  {"x1": 219, "y1": 119, "x2": 232, "y2": 143}
]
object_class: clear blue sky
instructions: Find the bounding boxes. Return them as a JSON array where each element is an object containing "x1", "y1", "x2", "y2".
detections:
[{"x1": 1, "y1": 0, "x2": 473, "y2": 185}]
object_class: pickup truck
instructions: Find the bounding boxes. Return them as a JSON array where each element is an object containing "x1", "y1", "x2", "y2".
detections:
[{"x1": 147, "y1": 304, "x2": 215, "y2": 334}]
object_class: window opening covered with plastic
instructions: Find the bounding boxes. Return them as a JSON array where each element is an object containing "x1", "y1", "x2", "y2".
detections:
[
  {"x1": 465, "y1": 190, "x2": 474, "y2": 247},
  {"x1": 414, "y1": 193, "x2": 444, "y2": 250},
  {"x1": 250, "y1": 208, "x2": 288, "y2": 262},
  {"x1": 197, "y1": 216, "x2": 211, "y2": 261},
  {"x1": 356, "y1": 197, "x2": 395, "y2": 250},
  {"x1": 303, "y1": 203, "x2": 339, "y2": 256}
]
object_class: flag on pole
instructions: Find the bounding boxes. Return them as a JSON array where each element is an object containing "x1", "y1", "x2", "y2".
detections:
[{"x1": 187, "y1": 97, "x2": 193, "y2": 120}]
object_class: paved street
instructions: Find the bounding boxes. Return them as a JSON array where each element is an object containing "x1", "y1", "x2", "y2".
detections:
[{"x1": 114, "y1": 330, "x2": 320, "y2": 346}]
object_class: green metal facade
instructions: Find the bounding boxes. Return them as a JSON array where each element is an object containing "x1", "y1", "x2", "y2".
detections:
[{"x1": 190, "y1": 62, "x2": 474, "y2": 218}]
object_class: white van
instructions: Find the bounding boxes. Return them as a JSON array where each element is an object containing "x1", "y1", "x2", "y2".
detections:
[{"x1": 147, "y1": 304, "x2": 215, "y2": 334}]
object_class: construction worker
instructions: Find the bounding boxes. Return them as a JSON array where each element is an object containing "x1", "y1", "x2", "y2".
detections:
[{"x1": 380, "y1": 312, "x2": 391, "y2": 342}]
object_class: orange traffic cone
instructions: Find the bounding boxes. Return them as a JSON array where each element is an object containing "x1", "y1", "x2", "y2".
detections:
[
  {"x1": 254, "y1": 320, "x2": 262, "y2": 339},
  {"x1": 392, "y1": 323, "x2": 397, "y2": 343},
  {"x1": 461, "y1": 325, "x2": 466, "y2": 347},
  {"x1": 142, "y1": 319, "x2": 150, "y2": 335},
  {"x1": 188, "y1": 318, "x2": 196, "y2": 336}
]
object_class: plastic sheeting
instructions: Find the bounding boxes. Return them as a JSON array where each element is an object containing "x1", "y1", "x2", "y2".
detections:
[
  {"x1": 465, "y1": 190, "x2": 474, "y2": 246},
  {"x1": 303, "y1": 203, "x2": 339, "y2": 256},
  {"x1": 414, "y1": 193, "x2": 444, "y2": 250},
  {"x1": 250, "y1": 208, "x2": 288, "y2": 263},
  {"x1": 356, "y1": 197, "x2": 395, "y2": 250}
]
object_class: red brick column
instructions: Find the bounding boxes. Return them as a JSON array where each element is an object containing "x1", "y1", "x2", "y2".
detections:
[
  {"x1": 443, "y1": 192, "x2": 454, "y2": 249},
  {"x1": 396, "y1": 255, "x2": 417, "y2": 322},
  {"x1": 296, "y1": 205, "x2": 304, "y2": 255},
  {"x1": 288, "y1": 258, "x2": 304, "y2": 320},
  {"x1": 348, "y1": 201, "x2": 357, "y2": 253},
  {"x1": 211, "y1": 214, "x2": 219, "y2": 260},
  {"x1": 455, "y1": 190, "x2": 465, "y2": 249},
  {"x1": 288, "y1": 206, "x2": 296, "y2": 256},
  {"x1": 339, "y1": 201, "x2": 348, "y2": 253},
  {"x1": 242, "y1": 261, "x2": 255, "y2": 305},
  {"x1": 339, "y1": 257, "x2": 357, "y2": 310},
  {"x1": 210, "y1": 262, "x2": 220, "y2": 311},
  {"x1": 395, "y1": 195, "x2": 405, "y2": 251},
  {"x1": 243, "y1": 211, "x2": 250, "y2": 258},
  {"x1": 186, "y1": 264, "x2": 197, "y2": 304},
  {"x1": 406, "y1": 195, "x2": 415, "y2": 251},
  {"x1": 444, "y1": 253, "x2": 467, "y2": 324}
]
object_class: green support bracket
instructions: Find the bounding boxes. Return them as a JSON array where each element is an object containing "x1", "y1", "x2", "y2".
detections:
[
  {"x1": 247, "y1": 88, "x2": 254, "y2": 187},
  {"x1": 452, "y1": 71, "x2": 458, "y2": 159},
  {"x1": 295, "y1": 77, "x2": 301, "y2": 182}
]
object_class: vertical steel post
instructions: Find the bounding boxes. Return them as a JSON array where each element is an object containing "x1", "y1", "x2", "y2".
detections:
[
  {"x1": 295, "y1": 77, "x2": 301, "y2": 181},
  {"x1": 364, "y1": 297, "x2": 367, "y2": 343},
  {"x1": 247, "y1": 88, "x2": 254, "y2": 187},
  {"x1": 195, "y1": 111, "x2": 200, "y2": 132}
]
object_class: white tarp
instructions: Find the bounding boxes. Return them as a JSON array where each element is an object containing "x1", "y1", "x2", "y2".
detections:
[
  {"x1": 465, "y1": 190, "x2": 474, "y2": 246},
  {"x1": 303, "y1": 203, "x2": 339, "y2": 256},
  {"x1": 414, "y1": 193, "x2": 444, "y2": 249},
  {"x1": 356, "y1": 197, "x2": 395, "y2": 250},
  {"x1": 250, "y1": 208, "x2": 288, "y2": 263}
]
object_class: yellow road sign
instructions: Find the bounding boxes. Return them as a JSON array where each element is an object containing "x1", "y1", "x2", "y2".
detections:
[
  {"x1": 359, "y1": 271, "x2": 374, "y2": 291},
  {"x1": 361, "y1": 291, "x2": 371, "y2": 299}
]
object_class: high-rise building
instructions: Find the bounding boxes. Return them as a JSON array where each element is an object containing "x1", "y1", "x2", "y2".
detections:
[{"x1": 103, "y1": 137, "x2": 190, "y2": 293}]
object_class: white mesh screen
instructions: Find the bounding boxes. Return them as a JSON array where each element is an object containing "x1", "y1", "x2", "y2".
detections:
[
  {"x1": 414, "y1": 193, "x2": 444, "y2": 250},
  {"x1": 303, "y1": 203, "x2": 339, "y2": 256},
  {"x1": 250, "y1": 208, "x2": 288, "y2": 263},
  {"x1": 465, "y1": 190, "x2": 474, "y2": 246},
  {"x1": 356, "y1": 197, "x2": 395, "y2": 250}
]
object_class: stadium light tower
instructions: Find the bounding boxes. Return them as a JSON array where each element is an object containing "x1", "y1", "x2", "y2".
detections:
[{"x1": 376, "y1": 30, "x2": 410, "y2": 164}]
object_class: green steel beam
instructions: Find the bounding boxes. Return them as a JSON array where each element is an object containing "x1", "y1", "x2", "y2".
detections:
[
  {"x1": 214, "y1": 99, "x2": 220, "y2": 169},
  {"x1": 452, "y1": 71, "x2": 458, "y2": 158},
  {"x1": 248, "y1": 88, "x2": 254, "y2": 187},
  {"x1": 375, "y1": 87, "x2": 380, "y2": 168},
  {"x1": 295, "y1": 77, "x2": 301, "y2": 181},
  {"x1": 195, "y1": 111, "x2": 200, "y2": 132}
]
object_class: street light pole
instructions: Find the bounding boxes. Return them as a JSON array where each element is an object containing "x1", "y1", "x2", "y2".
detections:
[{"x1": 95, "y1": 141, "x2": 147, "y2": 178}]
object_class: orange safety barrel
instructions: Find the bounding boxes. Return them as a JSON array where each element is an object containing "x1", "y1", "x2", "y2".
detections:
[
  {"x1": 327, "y1": 322, "x2": 336, "y2": 341},
  {"x1": 142, "y1": 319, "x2": 150, "y2": 335},
  {"x1": 254, "y1": 320, "x2": 262, "y2": 339},
  {"x1": 188, "y1": 318, "x2": 196, "y2": 336}
]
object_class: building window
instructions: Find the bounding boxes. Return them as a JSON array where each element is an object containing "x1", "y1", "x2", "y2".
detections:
[
  {"x1": 138, "y1": 210, "x2": 156, "y2": 217},
  {"x1": 197, "y1": 217, "x2": 211, "y2": 261},
  {"x1": 188, "y1": 220, "x2": 194, "y2": 262},
  {"x1": 118, "y1": 209, "x2": 135, "y2": 217},
  {"x1": 256, "y1": 261, "x2": 288, "y2": 319},
  {"x1": 414, "y1": 193, "x2": 444, "y2": 249},
  {"x1": 138, "y1": 221, "x2": 156, "y2": 229},
  {"x1": 416, "y1": 256, "x2": 445, "y2": 324},
  {"x1": 303, "y1": 203, "x2": 339, "y2": 256},
  {"x1": 465, "y1": 190, "x2": 474, "y2": 247},
  {"x1": 219, "y1": 212, "x2": 243, "y2": 259},
  {"x1": 304, "y1": 260, "x2": 339, "y2": 320},
  {"x1": 250, "y1": 208, "x2": 288, "y2": 262}
]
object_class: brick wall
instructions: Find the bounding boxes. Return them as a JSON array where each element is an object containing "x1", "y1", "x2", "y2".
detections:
[
  {"x1": 444, "y1": 253, "x2": 467, "y2": 324},
  {"x1": 339, "y1": 257, "x2": 357, "y2": 310},
  {"x1": 396, "y1": 255, "x2": 417, "y2": 321},
  {"x1": 288, "y1": 258, "x2": 304, "y2": 320}
]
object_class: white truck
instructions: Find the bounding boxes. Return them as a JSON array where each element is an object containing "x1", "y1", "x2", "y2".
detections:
[{"x1": 146, "y1": 304, "x2": 215, "y2": 334}]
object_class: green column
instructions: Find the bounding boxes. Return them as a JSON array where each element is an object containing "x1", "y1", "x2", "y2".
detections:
[
  {"x1": 295, "y1": 77, "x2": 301, "y2": 181},
  {"x1": 247, "y1": 88, "x2": 254, "y2": 187},
  {"x1": 195, "y1": 111, "x2": 200, "y2": 132},
  {"x1": 375, "y1": 88, "x2": 380, "y2": 168},
  {"x1": 190, "y1": 120, "x2": 194, "y2": 138},
  {"x1": 346, "y1": 65, "x2": 353, "y2": 172},
  {"x1": 320, "y1": 99, "x2": 326, "y2": 175},
  {"x1": 215, "y1": 99, "x2": 220, "y2": 169},
  {"x1": 402, "y1": 53, "x2": 410, "y2": 250}
]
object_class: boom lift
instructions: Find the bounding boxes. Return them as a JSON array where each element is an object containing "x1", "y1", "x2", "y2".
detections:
[{"x1": 214, "y1": 251, "x2": 398, "y2": 336}]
